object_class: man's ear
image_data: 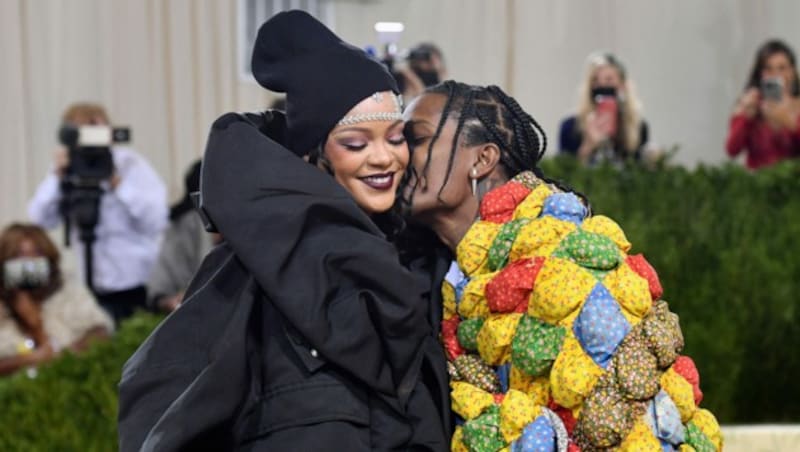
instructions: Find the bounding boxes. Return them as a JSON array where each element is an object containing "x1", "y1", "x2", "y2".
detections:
[{"x1": 472, "y1": 142, "x2": 502, "y2": 178}]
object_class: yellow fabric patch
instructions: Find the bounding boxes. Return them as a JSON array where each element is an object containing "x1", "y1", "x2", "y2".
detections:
[
  {"x1": 451, "y1": 381, "x2": 495, "y2": 420},
  {"x1": 458, "y1": 273, "x2": 495, "y2": 319},
  {"x1": 457, "y1": 221, "x2": 500, "y2": 277},
  {"x1": 692, "y1": 408, "x2": 723, "y2": 451},
  {"x1": 661, "y1": 368, "x2": 697, "y2": 423},
  {"x1": 511, "y1": 366, "x2": 551, "y2": 407},
  {"x1": 477, "y1": 313, "x2": 523, "y2": 365},
  {"x1": 530, "y1": 258, "x2": 595, "y2": 324},
  {"x1": 549, "y1": 335, "x2": 605, "y2": 408},
  {"x1": 509, "y1": 216, "x2": 577, "y2": 261},
  {"x1": 618, "y1": 416, "x2": 662, "y2": 451},
  {"x1": 512, "y1": 184, "x2": 553, "y2": 220},
  {"x1": 679, "y1": 445, "x2": 697, "y2": 452},
  {"x1": 604, "y1": 262, "x2": 653, "y2": 320},
  {"x1": 582, "y1": 215, "x2": 632, "y2": 253},
  {"x1": 451, "y1": 426, "x2": 469, "y2": 452},
  {"x1": 557, "y1": 307, "x2": 582, "y2": 329},
  {"x1": 500, "y1": 389, "x2": 540, "y2": 443},
  {"x1": 442, "y1": 281, "x2": 456, "y2": 321}
]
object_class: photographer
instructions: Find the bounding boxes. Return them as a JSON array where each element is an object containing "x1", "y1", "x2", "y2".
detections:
[
  {"x1": 392, "y1": 43, "x2": 447, "y2": 100},
  {"x1": 0, "y1": 224, "x2": 112, "y2": 376},
  {"x1": 726, "y1": 39, "x2": 800, "y2": 169},
  {"x1": 28, "y1": 103, "x2": 167, "y2": 323}
]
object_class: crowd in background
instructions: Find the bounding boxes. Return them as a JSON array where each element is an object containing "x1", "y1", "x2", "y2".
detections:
[{"x1": 1, "y1": 36, "x2": 799, "y2": 378}]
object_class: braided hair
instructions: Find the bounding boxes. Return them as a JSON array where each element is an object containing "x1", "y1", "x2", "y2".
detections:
[{"x1": 407, "y1": 80, "x2": 589, "y2": 209}]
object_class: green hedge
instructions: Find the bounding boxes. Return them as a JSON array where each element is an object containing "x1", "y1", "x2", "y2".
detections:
[
  {"x1": 0, "y1": 312, "x2": 164, "y2": 452},
  {"x1": 540, "y1": 156, "x2": 800, "y2": 424},
  {"x1": 0, "y1": 159, "x2": 798, "y2": 450}
]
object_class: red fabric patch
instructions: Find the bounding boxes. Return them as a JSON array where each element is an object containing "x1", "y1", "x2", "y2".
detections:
[
  {"x1": 673, "y1": 355, "x2": 703, "y2": 405},
  {"x1": 548, "y1": 401, "x2": 577, "y2": 436},
  {"x1": 626, "y1": 254, "x2": 664, "y2": 301},
  {"x1": 493, "y1": 393, "x2": 505, "y2": 404},
  {"x1": 485, "y1": 257, "x2": 545, "y2": 313},
  {"x1": 441, "y1": 317, "x2": 464, "y2": 361},
  {"x1": 567, "y1": 443, "x2": 582, "y2": 452},
  {"x1": 479, "y1": 181, "x2": 532, "y2": 223}
]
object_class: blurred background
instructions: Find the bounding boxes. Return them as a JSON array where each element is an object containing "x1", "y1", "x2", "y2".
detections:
[{"x1": 3, "y1": 0, "x2": 800, "y2": 223}]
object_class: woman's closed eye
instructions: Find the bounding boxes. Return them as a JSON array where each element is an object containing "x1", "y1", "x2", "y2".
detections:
[
  {"x1": 339, "y1": 140, "x2": 367, "y2": 151},
  {"x1": 387, "y1": 134, "x2": 407, "y2": 146}
]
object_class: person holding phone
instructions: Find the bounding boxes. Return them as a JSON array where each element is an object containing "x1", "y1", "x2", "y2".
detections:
[
  {"x1": 726, "y1": 39, "x2": 800, "y2": 169},
  {"x1": 559, "y1": 52, "x2": 650, "y2": 166}
]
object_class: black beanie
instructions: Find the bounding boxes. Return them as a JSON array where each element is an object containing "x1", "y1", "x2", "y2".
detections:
[{"x1": 252, "y1": 10, "x2": 399, "y2": 156}]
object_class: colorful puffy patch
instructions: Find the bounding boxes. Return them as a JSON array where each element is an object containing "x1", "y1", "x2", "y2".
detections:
[
  {"x1": 574, "y1": 383, "x2": 634, "y2": 448},
  {"x1": 451, "y1": 381, "x2": 496, "y2": 420},
  {"x1": 672, "y1": 355, "x2": 703, "y2": 405},
  {"x1": 442, "y1": 280, "x2": 457, "y2": 321},
  {"x1": 617, "y1": 416, "x2": 662, "y2": 451},
  {"x1": 511, "y1": 315, "x2": 566, "y2": 377},
  {"x1": 573, "y1": 284, "x2": 631, "y2": 369},
  {"x1": 500, "y1": 389, "x2": 540, "y2": 442},
  {"x1": 458, "y1": 317, "x2": 486, "y2": 351},
  {"x1": 452, "y1": 426, "x2": 470, "y2": 452},
  {"x1": 481, "y1": 181, "x2": 533, "y2": 224},
  {"x1": 685, "y1": 422, "x2": 717, "y2": 452},
  {"x1": 442, "y1": 316, "x2": 465, "y2": 360},
  {"x1": 458, "y1": 273, "x2": 495, "y2": 319},
  {"x1": 462, "y1": 405, "x2": 508, "y2": 452},
  {"x1": 477, "y1": 314, "x2": 523, "y2": 365},
  {"x1": 646, "y1": 390, "x2": 686, "y2": 446},
  {"x1": 457, "y1": 221, "x2": 501, "y2": 276},
  {"x1": 612, "y1": 332, "x2": 660, "y2": 401},
  {"x1": 603, "y1": 261, "x2": 653, "y2": 321},
  {"x1": 541, "y1": 192, "x2": 588, "y2": 225},
  {"x1": 513, "y1": 184, "x2": 554, "y2": 220},
  {"x1": 552, "y1": 229, "x2": 621, "y2": 274},
  {"x1": 690, "y1": 409, "x2": 722, "y2": 451},
  {"x1": 626, "y1": 254, "x2": 664, "y2": 301},
  {"x1": 581, "y1": 215, "x2": 632, "y2": 253},
  {"x1": 642, "y1": 301, "x2": 684, "y2": 369},
  {"x1": 549, "y1": 336, "x2": 605, "y2": 408},
  {"x1": 454, "y1": 354, "x2": 501, "y2": 394},
  {"x1": 509, "y1": 217, "x2": 576, "y2": 261},
  {"x1": 486, "y1": 258, "x2": 544, "y2": 314},
  {"x1": 529, "y1": 257, "x2": 595, "y2": 324},
  {"x1": 488, "y1": 219, "x2": 532, "y2": 271},
  {"x1": 510, "y1": 415, "x2": 556, "y2": 452},
  {"x1": 660, "y1": 368, "x2": 697, "y2": 423},
  {"x1": 510, "y1": 366, "x2": 550, "y2": 407}
]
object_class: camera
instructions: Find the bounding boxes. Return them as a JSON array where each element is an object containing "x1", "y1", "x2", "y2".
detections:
[
  {"x1": 761, "y1": 77, "x2": 783, "y2": 102},
  {"x1": 58, "y1": 125, "x2": 130, "y2": 185},
  {"x1": 56, "y1": 123, "x2": 130, "y2": 289},
  {"x1": 3, "y1": 257, "x2": 50, "y2": 290}
]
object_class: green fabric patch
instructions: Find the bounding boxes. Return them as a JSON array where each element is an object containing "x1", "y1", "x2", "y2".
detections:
[
  {"x1": 552, "y1": 229, "x2": 621, "y2": 271},
  {"x1": 458, "y1": 318, "x2": 485, "y2": 351},
  {"x1": 511, "y1": 315, "x2": 566, "y2": 377},
  {"x1": 686, "y1": 422, "x2": 717, "y2": 452},
  {"x1": 462, "y1": 405, "x2": 507, "y2": 452},
  {"x1": 487, "y1": 219, "x2": 530, "y2": 271}
]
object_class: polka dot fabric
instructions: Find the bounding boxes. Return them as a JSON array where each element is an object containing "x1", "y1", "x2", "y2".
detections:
[{"x1": 442, "y1": 172, "x2": 720, "y2": 451}]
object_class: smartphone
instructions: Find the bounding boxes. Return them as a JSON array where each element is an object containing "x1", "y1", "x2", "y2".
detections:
[
  {"x1": 761, "y1": 77, "x2": 783, "y2": 102},
  {"x1": 595, "y1": 96, "x2": 619, "y2": 137}
]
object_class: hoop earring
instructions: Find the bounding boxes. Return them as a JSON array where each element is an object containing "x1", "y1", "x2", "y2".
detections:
[{"x1": 471, "y1": 167, "x2": 478, "y2": 196}]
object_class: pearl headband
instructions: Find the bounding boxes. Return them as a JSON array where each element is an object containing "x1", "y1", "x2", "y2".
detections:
[{"x1": 337, "y1": 92, "x2": 403, "y2": 126}]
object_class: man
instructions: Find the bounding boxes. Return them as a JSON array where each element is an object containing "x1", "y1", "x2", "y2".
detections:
[{"x1": 28, "y1": 102, "x2": 167, "y2": 323}]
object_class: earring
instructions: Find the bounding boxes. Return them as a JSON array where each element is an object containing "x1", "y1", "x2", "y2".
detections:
[{"x1": 471, "y1": 168, "x2": 478, "y2": 196}]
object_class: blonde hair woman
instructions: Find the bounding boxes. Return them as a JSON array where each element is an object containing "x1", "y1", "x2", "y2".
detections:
[{"x1": 559, "y1": 52, "x2": 649, "y2": 165}]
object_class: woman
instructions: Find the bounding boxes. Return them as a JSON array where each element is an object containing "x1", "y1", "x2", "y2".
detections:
[
  {"x1": 118, "y1": 11, "x2": 448, "y2": 451},
  {"x1": 559, "y1": 52, "x2": 649, "y2": 165},
  {"x1": 402, "y1": 81, "x2": 722, "y2": 451},
  {"x1": 0, "y1": 223, "x2": 112, "y2": 376},
  {"x1": 726, "y1": 39, "x2": 800, "y2": 169}
]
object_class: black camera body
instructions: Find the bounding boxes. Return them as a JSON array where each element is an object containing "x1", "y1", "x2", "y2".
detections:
[{"x1": 56, "y1": 124, "x2": 130, "y2": 289}]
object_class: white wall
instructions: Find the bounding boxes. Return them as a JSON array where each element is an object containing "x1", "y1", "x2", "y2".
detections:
[{"x1": 2, "y1": 0, "x2": 800, "y2": 225}]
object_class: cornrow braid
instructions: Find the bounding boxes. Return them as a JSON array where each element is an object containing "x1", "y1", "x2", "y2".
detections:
[{"x1": 411, "y1": 80, "x2": 591, "y2": 212}]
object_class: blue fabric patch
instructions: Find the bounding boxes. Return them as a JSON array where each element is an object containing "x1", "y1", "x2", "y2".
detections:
[
  {"x1": 541, "y1": 192, "x2": 587, "y2": 225},
  {"x1": 446, "y1": 261, "x2": 470, "y2": 305},
  {"x1": 496, "y1": 363, "x2": 511, "y2": 393},
  {"x1": 660, "y1": 439, "x2": 676, "y2": 452},
  {"x1": 653, "y1": 390, "x2": 686, "y2": 445},
  {"x1": 572, "y1": 284, "x2": 630, "y2": 369},
  {"x1": 510, "y1": 415, "x2": 556, "y2": 452}
]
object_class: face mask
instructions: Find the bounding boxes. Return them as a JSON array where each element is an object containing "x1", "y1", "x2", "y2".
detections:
[
  {"x1": 414, "y1": 69, "x2": 440, "y2": 87},
  {"x1": 3, "y1": 257, "x2": 50, "y2": 290}
]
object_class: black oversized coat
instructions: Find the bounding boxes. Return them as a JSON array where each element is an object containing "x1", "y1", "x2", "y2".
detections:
[{"x1": 118, "y1": 111, "x2": 450, "y2": 451}]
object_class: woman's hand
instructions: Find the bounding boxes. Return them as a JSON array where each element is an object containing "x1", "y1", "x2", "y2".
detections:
[
  {"x1": 10, "y1": 291, "x2": 46, "y2": 343},
  {"x1": 735, "y1": 88, "x2": 760, "y2": 119},
  {"x1": 761, "y1": 96, "x2": 800, "y2": 131}
]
